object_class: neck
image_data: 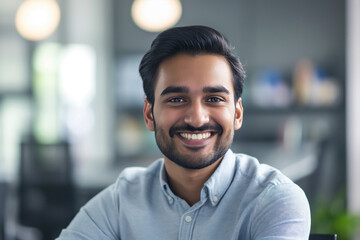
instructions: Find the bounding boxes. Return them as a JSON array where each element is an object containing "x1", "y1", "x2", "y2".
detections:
[{"x1": 164, "y1": 157, "x2": 222, "y2": 206}]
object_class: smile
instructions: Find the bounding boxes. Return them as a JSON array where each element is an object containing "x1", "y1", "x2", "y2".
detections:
[{"x1": 179, "y1": 132, "x2": 212, "y2": 140}]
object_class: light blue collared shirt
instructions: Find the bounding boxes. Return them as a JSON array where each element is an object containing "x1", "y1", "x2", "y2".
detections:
[{"x1": 57, "y1": 150, "x2": 311, "y2": 240}]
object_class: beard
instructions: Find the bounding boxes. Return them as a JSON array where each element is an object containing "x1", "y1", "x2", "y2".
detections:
[{"x1": 154, "y1": 121, "x2": 234, "y2": 169}]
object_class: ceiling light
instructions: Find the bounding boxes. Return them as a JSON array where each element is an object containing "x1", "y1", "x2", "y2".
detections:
[
  {"x1": 131, "y1": 0, "x2": 182, "y2": 32},
  {"x1": 15, "y1": 0, "x2": 61, "y2": 41}
]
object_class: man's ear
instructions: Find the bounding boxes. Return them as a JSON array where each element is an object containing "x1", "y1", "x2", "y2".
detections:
[
  {"x1": 143, "y1": 98, "x2": 155, "y2": 131},
  {"x1": 234, "y1": 98, "x2": 243, "y2": 130}
]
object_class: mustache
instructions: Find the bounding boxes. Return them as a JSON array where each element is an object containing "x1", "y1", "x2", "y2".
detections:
[{"x1": 169, "y1": 124, "x2": 223, "y2": 137}]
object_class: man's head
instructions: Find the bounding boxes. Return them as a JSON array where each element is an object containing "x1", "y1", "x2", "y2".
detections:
[
  {"x1": 139, "y1": 25, "x2": 245, "y2": 105},
  {"x1": 140, "y1": 26, "x2": 245, "y2": 169}
]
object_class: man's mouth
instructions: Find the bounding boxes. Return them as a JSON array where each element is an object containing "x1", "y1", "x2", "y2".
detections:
[
  {"x1": 179, "y1": 132, "x2": 212, "y2": 140},
  {"x1": 169, "y1": 124, "x2": 222, "y2": 138}
]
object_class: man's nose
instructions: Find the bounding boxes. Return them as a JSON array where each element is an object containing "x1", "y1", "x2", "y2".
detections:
[{"x1": 184, "y1": 101, "x2": 210, "y2": 128}]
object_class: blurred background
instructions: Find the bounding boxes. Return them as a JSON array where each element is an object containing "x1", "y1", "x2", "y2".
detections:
[{"x1": 0, "y1": 0, "x2": 359, "y2": 239}]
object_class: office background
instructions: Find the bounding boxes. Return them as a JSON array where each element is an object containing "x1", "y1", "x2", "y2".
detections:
[{"x1": 0, "y1": 0, "x2": 359, "y2": 239}]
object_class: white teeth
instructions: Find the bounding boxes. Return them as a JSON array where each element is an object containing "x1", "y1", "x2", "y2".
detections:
[{"x1": 180, "y1": 132, "x2": 211, "y2": 140}]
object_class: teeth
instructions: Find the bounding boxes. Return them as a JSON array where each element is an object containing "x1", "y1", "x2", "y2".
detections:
[{"x1": 180, "y1": 132, "x2": 211, "y2": 140}]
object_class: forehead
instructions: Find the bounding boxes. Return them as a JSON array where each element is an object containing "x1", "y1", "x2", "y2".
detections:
[{"x1": 155, "y1": 54, "x2": 234, "y2": 95}]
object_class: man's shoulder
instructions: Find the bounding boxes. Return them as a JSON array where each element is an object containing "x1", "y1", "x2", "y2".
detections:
[
  {"x1": 233, "y1": 153, "x2": 293, "y2": 188},
  {"x1": 116, "y1": 158, "x2": 163, "y2": 185},
  {"x1": 231, "y1": 152, "x2": 308, "y2": 209}
]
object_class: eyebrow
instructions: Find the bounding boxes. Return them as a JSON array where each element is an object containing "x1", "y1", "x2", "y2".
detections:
[
  {"x1": 203, "y1": 86, "x2": 230, "y2": 95},
  {"x1": 160, "y1": 85, "x2": 230, "y2": 97},
  {"x1": 160, "y1": 86, "x2": 189, "y2": 96}
]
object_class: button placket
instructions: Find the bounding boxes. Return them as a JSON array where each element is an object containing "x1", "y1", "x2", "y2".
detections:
[
  {"x1": 167, "y1": 195, "x2": 174, "y2": 203},
  {"x1": 179, "y1": 207, "x2": 203, "y2": 239},
  {"x1": 178, "y1": 213, "x2": 195, "y2": 239}
]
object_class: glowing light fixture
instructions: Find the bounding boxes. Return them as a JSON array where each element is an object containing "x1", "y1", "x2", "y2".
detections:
[
  {"x1": 131, "y1": 0, "x2": 182, "y2": 32},
  {"x1": 15, "y1": 0, "x2": 61, "y2": 41}
]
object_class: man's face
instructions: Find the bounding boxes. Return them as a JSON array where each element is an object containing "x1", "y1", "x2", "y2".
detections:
[{"x1": 143, "y1": 54, "x2": 243, "y2": 169}]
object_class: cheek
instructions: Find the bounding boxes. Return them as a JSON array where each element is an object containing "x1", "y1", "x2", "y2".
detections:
[
  {"x1": 213, "y1": 108, "x2": 235, "y2": 124},
  {"x1": 154, "y1": 107, "x2": 183, "y2": 128}
]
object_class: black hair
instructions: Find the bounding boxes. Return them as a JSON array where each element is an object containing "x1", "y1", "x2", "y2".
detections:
[{"x1": 139, "y1": 25, "x2": 246, "y2": 105}]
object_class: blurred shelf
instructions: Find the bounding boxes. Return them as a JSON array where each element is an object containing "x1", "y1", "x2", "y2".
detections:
[
  {"x1": 116, "y1": 105, "x2": 143, "y2": 115},
  {"x1": 0, "y1": 90, "x2": 32, "y2": 99},
  {"x1": 243, "y1": 105, "x2": 344, "y2": 115}
]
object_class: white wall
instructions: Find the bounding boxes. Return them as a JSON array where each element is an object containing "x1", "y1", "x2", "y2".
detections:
[{"x1": 346, "y1": 0, "x2": 360, "y2": 216}]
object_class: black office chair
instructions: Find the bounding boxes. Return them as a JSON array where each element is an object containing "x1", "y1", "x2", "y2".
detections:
[
  {"x1": 309, "y1": 233, "x2": 337, "y2": 240},
  {"x1": 0, "y1": 182, "x2": 8, "y2": 240},
  {"x1": 18, "y1": 140, "x2": 76, "y2": 240}
]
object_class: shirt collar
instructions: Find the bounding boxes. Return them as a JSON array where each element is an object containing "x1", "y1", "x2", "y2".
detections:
[
  {"x1": 160, "y1": 160, "x2": 170, "y2": 193},
  {"x1": 203, "y1": 149, "x2": 236, "y2": 206},
  {"x1": 159, "y1": 149, "x2": 236, "y2": 206}
]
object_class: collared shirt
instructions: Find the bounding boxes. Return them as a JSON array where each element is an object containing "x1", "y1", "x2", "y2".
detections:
[{"x1": 57, "y1": 150, "x2": 311, "y2": 240}]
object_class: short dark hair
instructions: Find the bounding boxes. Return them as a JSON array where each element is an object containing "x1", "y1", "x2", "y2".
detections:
[{"x1": 139, "y1": 25, "x2": 246, "y2": 105}]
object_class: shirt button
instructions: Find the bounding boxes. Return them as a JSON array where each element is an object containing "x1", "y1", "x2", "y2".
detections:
[
  {"x1": 212, "y1": 196, "x2": 218, "y2": 202},
  {"x1": 167, "y1": 196, "x2": 173, "y2": 203},
  {"x1": 185, "y1": 216, "x2": 192, "y2": 222}
]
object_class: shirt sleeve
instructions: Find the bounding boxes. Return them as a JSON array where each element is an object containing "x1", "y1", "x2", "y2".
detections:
[
  {"x1": 250, "y1": 183, "x2": 311, "y2": 240},
  {"x1": 55, "y1": 184, "x2": 120, "y2": 240}
]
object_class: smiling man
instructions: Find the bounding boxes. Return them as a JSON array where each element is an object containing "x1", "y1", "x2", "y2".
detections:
[{"x1": 57, "y1": 26, "x2": 311, "y2": 240}]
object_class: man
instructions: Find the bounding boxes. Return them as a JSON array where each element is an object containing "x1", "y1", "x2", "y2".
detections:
[{"x1": 57, "y1": 25, "x2": 311, "y2": 239}]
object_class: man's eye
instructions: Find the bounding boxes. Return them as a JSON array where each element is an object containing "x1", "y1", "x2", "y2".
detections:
[
  {"x1": 207, "y1": 97, "x2": 223, "y2": 102},
  {"x1": 168, "y1": 97, "x2": 185, "y2": 103}
]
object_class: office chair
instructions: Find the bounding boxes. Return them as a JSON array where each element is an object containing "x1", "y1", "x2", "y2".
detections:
[
  {"x1": 309, "y1": 233, "x2": 337, "y2": 240},
  {"x1": 18, "y1": 140, "x2": 76, "y2": 240},
  {"x1": 0, "y1": 182, "x2": 8, "y2": 240}
]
